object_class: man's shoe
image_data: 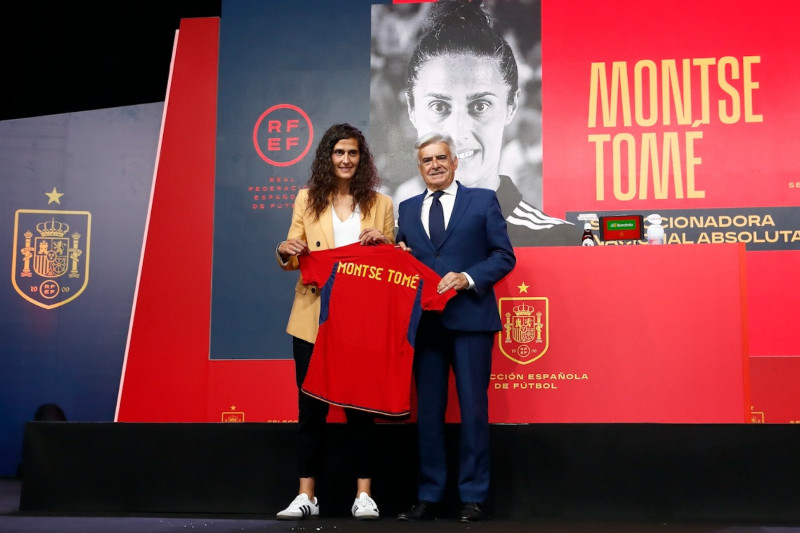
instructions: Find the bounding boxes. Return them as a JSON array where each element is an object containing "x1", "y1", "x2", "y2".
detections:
[
  {"x1": 397, "y1": 500, "x2": 436, "y2": 521},
  {"x1": 276, "y1": 493, "x2": 319, "y2": 520},
  {"x1": 459, "y1": 502, "x2": 487, "y2": 523},
  {"x1": 352, "y1": 492, "x2": 380, "y2": 520}
]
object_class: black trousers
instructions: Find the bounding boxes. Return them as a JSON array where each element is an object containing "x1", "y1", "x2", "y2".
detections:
[{"x1": 292, "y1": 336, "x2": 376, "y2": 479}]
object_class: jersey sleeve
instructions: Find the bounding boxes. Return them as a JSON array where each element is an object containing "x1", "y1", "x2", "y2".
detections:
[
  {"x1": 298, "y1": 242, "x2": 367, "y2": 287},
  {"x1": 298, "y1": 248, "x2": 336, "y2": 287}
]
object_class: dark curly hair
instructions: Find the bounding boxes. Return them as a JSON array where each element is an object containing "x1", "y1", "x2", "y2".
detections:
[
  {"x1": 305, "y1": 123, "x2": 380, "y2": 220},
  {"x1": 406, "y1": 0, "x2": 519, "y2": 110}
]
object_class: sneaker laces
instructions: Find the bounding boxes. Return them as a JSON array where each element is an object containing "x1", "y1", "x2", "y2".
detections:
[
  {"x1": 283, "y1": 493, "x2": 317, "y2": 513},
  {"x1": 354, "y1": 492, "x2": 378, "y2": 512}
]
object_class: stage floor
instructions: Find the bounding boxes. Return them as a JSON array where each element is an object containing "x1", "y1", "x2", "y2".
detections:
[{"x1": 2, "y1": 478, "x2": 799, "y2": 533}]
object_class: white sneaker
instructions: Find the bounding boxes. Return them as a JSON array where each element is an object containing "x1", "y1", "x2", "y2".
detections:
[
  {"x1": 352, "y1": 491, "x2": 380, "y2": 520},
  {"x1": 276, "y1": 493, "x2": 319, "y2": 520}
]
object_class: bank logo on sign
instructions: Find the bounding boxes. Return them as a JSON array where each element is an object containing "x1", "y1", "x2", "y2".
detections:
[
  {"x1": 12, "y1": 209, "x2": 91, "y2": 309},
  {"x1": 498, "y1": 297, "x2": 549, "y2": 365}
]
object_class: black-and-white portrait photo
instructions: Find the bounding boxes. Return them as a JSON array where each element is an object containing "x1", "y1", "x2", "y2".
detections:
[{"x1": 370, "y1": 0, "x2": 581, "y2": 246}]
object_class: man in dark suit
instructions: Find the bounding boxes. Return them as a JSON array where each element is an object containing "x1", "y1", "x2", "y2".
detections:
[{"x1": 395, "y1": 132, "x2": 516, "y2": 523}]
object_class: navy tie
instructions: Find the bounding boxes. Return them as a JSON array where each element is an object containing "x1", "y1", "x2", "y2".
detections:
[{"x1": 429, "y1": 190, "x2": 445, "y2": 246}]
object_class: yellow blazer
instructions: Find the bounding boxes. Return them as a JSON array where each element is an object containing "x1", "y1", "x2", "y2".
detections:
[{"x1": 277, "y1": 188, "x2": 396, "y2": 343}]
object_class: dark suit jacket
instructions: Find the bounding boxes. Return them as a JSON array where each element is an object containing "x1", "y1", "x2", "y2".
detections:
[{"x1": 396, "y1": 182, "x2": 516, "y2": 332}]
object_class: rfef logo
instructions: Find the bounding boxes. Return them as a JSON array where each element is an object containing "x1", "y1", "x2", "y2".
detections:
[{"x1": 253, "y1": 104, "x2": 313, "y2": 167}]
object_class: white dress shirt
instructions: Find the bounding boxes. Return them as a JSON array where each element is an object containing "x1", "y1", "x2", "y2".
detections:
[{"x1": 420, "y1": 181, "x2": 474, "y2": 290}]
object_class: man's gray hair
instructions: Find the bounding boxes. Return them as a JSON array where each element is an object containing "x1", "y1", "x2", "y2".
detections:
[{"x1": 414, "y1": 132, "x2": 457, "y2": 161}]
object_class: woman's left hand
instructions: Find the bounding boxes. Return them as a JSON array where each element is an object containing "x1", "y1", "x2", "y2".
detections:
[{"x1": 359, "y1": 227, "x2": 389, "y2": 245}]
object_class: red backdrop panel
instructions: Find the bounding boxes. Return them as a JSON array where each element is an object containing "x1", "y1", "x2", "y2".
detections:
[
  {"x1": 745, "y1": 250, "x2": 800, "y2": 423},
  {"x1": 749, "y1": 356, "x2": 800, "y2": 424},
  {"x1": 541, "y1": 0, "x2": 800, "y2": 213},
  {"x1": 488, "y1": 244, "x2": 750, "y2": 423},
  {"x1": 116, "y1": 18, "x2": 219, "y2": 421},
  {"x1": 745, "y1": 250, "x2": 800, "y2": 356}
]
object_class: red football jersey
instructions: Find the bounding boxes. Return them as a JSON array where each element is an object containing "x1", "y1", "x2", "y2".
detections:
[{"x1": 298, "y1": 243, "x2": 455, "y2": 416}]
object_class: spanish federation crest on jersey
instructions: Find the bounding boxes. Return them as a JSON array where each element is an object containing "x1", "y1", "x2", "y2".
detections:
[
  {"x1": 498, "y1": 297, "x2": 549, "y2": 364},
  {"x1": 12, "y1": 209, "x2": 91, "y2": 309}
]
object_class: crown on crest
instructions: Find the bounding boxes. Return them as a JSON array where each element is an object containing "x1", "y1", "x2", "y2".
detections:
[
  {"x1": 36, "y1": 218, "x2": 69, "y2": 237},
  {"x1": 513, "y1": 303, "x2": 535, "y2": 316}
]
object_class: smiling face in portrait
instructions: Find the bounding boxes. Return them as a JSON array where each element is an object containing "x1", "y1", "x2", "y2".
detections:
[
  {"x1": 417, "y1": 141, "x2": 458, "y2": 192},
  {"x1": 408, "y1": 54, "x2": 518, "y2": 190},
  {"x1": 331, "y1": 138, "x2": 360, "y2": 182}
]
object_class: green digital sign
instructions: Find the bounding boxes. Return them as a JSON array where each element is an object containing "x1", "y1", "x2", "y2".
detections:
[{"x1": 599, "y1": 215, "x2": 644, "y2": 241}]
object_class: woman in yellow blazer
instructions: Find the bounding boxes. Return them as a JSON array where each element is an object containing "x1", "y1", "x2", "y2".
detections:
[{"x1": 275, "y1": 124, "x2": 395, "y2": 521}]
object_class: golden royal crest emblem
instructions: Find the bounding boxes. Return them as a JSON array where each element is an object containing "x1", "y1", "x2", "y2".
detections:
[
  {"x1": 12, "y1": 209, "x2": 91, "y2": 309},
  {"x1": 498, "y1": 297, "x2": 549, "y2": 364},
  {"x1": 222, "y1": 405, "x2": 245, "y2": 423}
]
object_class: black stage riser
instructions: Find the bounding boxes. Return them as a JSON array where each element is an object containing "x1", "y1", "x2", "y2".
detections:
[{"x1": 19, "y1": 422, "x2": 800, "y2": 522}]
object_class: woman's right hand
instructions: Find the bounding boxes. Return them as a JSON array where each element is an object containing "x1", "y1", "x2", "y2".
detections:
[{"x1": 278, "y1": 238, "x2": 309, "y2": 257}]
